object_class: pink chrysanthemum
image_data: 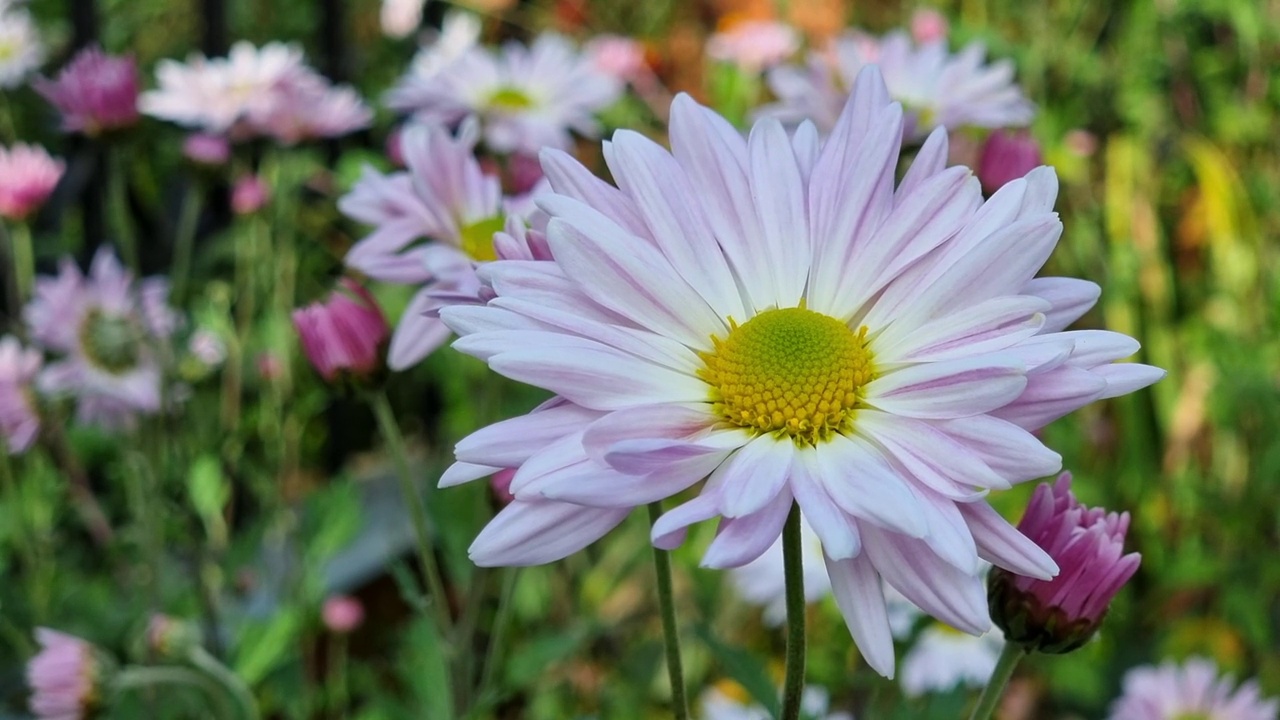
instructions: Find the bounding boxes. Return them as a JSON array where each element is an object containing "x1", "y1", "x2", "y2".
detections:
[
  {"x1": 1107, "y1": 657, "x2": 1279, "y2": 720},
  {"x1": 386, "y1": 33, "x2": 623, "y2": 155},
  {"x1": 0, "y1": 143, "x2": 64, "y2": 221},
  {"x1": 24, "y1": 249, "x2": 178, "y2": 429},
  {"x1": 760, "y1": 30, "x2": 1034, "y2": 139},
  {"x1": 339, "y1": 121, "x2": 546, "y2": 369},
  {"x1": 27, "y1": 628, "x2": 102, "y2": 720},
  {"x1": 292, "y1": 278, "x2": 390, "y2": 382},
  {"x1": 706, "y1": 20, "x2": 801, "y2": 73},
  {"x1": 0, "y1": 335, "x2": 42, "y2": 454},
  {"x1": 34, "y1": 45, "x2": 140, "y2": 136},
  {"x1": 437, "y1": 67, "x2": 1164, "y2": 676}
]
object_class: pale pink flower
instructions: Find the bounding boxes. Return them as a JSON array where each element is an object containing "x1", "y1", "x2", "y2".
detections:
[
  {"x1": 403, "y1": 11, "x2": 481, "y2": 86},
  {"x1": 0, "y1": 143, "x2": 63, "y2": 220},
  {"x1": 706, "y1": 20, "x2": 800, "y2": 73},
  {"x1": 246, "y1": 72, "x2": 372, "y2": 145},
  {"x1": 231, "y1": 174, "x2": 270, "y2": 215},
  {"x1": 293, "y1": 278, "x2": 389, "y2": 382},
  {"x1": 25, "y1": 249, "x2": 178, "y2": 429},
  {"x1": 386, "y1": 32, "x2": 622, "y2": 155},
  {"x1": 380, "y1": 0, "x2": 426, "y2": 39},
  {"x1": 438, "y1": 67, "x2": 1163, "y2": 676},
  {"x1": 322, "y1": 595, "x2": 365, "y2": 633},
  {"x1": 761, "y1": 30, "x2": 1034, "y2": 139},
  {"x1": 0, "y1": 335, "x2": 41, "y2": 453},
  {"x1": 978, "y1": 129, "x2": 1042, "y2": 195},
  {"x1": 27, "y1": 628, "x2": 102, "y2": 720},
  {"x1": 0, "y1": 7, "x2": 43, "y2": 89},
  {"x1": 182, "y1": 133, "x2": 230, "y2": 166},
  {"x1": 1107, "y1": 657, "x2": 1279, "y2": 720},
  {"x1": 910, "y1": 8, "x2": 949, "y2": 44},
  {"x1": 34, "y1": 45, "x2": 139, "y2": 136},
  {"x1": 585, "y1": 35, "x2": 648, "y2": 84},
  {"x1": 900, "y1": 623, "x2": 1002, "y2": 696}
]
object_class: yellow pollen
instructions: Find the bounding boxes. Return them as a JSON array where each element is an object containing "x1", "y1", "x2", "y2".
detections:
[
  {"x1": 698, "y1": 307, "x2": 874, "y2": 445},
  {"x1": 487, "y1": 87, "x2": 536, "y2": 110},
  {"x1": 459, "y1": 215, "x2": 505, "y2": 262}
]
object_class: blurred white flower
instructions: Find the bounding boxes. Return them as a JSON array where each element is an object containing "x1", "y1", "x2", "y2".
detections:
[
  {"x1": 381, "y1": 0, "x2": 427, "y2": 39},
  {"x1": 900, "y1": 622, "x2": 1003, "y2": 697},
  {"x1": 701, "y1": 683, "x2": 853, "y2": 720},
  {"x1": 0, "y1": 7, "x2": 43, "y2": 89}
]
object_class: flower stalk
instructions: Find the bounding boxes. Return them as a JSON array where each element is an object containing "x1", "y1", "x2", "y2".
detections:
[
  {"x1": 968, "y1": 641, "x2": 1026, "y2": 720},
  {"x1": 780, "y1": 503, "x2": 806, "y2": 720},
  {"x1": 648, "y1": 502, "x2": 689, "y2": 720}
]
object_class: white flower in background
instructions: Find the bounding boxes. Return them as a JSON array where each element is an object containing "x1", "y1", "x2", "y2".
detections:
[
  {"x1": 1107, "y1": 657, "x2": 1280, "y2": 720},
  {"x1": 900, "y1": 622, "x2": 1003, "y2": 697},
  {"x1": 381, "y1": 0, "x2": 427, "y2": 39},
  {"x1": 730, "y1": 515, "x2": 832, "y2": 625},
  {"x1": 0, "y1": 6, "x2": 43, "y2": 89},
  {"x1": 701, "y1": 683, "x2": 853, "y2": 720},
  {"x1": 706, "y1": 20, "x2": 800, "y2": 73},
  {"x1": 405, "y1": 11, "x2": 482, "y2": 85}
]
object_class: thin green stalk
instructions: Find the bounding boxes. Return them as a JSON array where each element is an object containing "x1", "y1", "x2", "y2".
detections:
[
  {"x1": 648, "y1": 502, "x2": 689, "y2": 720},
  {"x1": 107, "y1": 145, "x2": 140, "y2": 274},
  {"x1": 780, "y1": 503, "x2": 806, "y2": 720},
  {"x1": 125, "y1": 451, "x2": 163, "y2": 613},
  {"x1": 9, "y1": 220, "x2": 32, "y2": 306},
  {"x1": 171, "y1": 182, "x2": 204, "y2": 304},
  {"x1": 0, "y1": 454, "x2": 43, "y2": 620},
  {"x1": 475, "y1": 568, "x2": 518, "y2": 710},
  {"x1": 968, "y1": 641, "x2": 1027, "y2": 720},
  {"x1": 114, "y1": 666, "x2": 238, "y2": 720},
  {"x1": 367, "y1": 389, "x2": 452, "y2": 634},
  {"x1": 327, "y1": 635, "x2": 349, "y2": 719},
  {"x1": 189, "y1": 646, "x2": 261, "y2": 720}
]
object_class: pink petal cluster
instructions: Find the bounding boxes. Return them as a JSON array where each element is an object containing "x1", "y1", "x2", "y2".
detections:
[
  {"x1": 27, "y1": 628, "x2": 101, "y2": 720},
  {"x1": 0, "y1": 335, "x2": 42, "y2": 453},
  {"x1": 24, "y1": 250, "x2": 178, "y2": 429},
  {"x1": 140, "y1": 41, "x2": 371, "y2": 144},
  {"x1": 0, "y1": 143, "x2": 64, "y2": 221},
  {"x1": 909, "y1": 8, "x2": 950, "y2": 44},
  {"x1": 706, "y1": 20, "x2": 801, "y2": 73},
  {"x1": 1107, "y1": 657, "x2": 1279, "y2": 720},
  {"x1": 182, "y1": 133, "x2": 231, "y2": 166},
  {"x1": 322, "y1": 595, "x2": 366, "y2": 633},
  {"x1": 978, "y1": 129, "x2": 1043, "y2": 195},
  {"x1": 585, "y1": 35, "x2": 648, "y2": 84},
  {"x1": 34, "y1": 45, "x2": 140, "y2": 136},
  {"x1": 292, "y1": 278, "x2": 390, "y2": 382},
  {"x1": 231, "y1": 174, "x2": 270, "y2": 215}
]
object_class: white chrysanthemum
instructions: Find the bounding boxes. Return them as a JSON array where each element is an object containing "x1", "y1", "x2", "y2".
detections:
[
  {"x1": 1107, "y1": 657, "x2": 1279, "y2": 720},
  {"x1": 899, "y1": 622, "x2": 1003, "y2": 697},
  {"x1": 438, "y1": 67, "x2": 1163, "y2": 676},
  {"x1": 760, "y1": 30, "x2": 1033, "y2": 139},
  {"x1": 0, "y1": 7, "x2": 43, "y2": 89},
  {"x1": 406, "y1": 10, "x2": 481, "y2": 82},
  {"x1": 141, "y1": 41, "x2": 304, "y2": 133},
  {"x1": 386, "y1": 32, "x2": 622, "y2": 154}
]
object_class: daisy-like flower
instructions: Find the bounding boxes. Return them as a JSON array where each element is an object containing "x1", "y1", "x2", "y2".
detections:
[
  {"x1": 25, "y1": 249, "x2": 178, "y2": 429},
  {"x1": 246, "y1": 71, "x2": 372, "y2": 145},
  {"x1": 438, "y1": 66, "x2": 1164, "y2": 676},
  {"x1": 1107, "y1": 657, "x2": 1279, "y2": 720},
  {"x1": 27, "y1": 628, "x2": 106, "y2": 720},
  {"x1": 900, "y1": 622, "x2": 1002, "y2": 697},
  {"x1": 403, "y1": 10, "x2": 482, "y2": 86},
  {"x1": 386, "y1": 32, "x2": 623, "y2": 155},
  {"x1": 760, "y1": 30, "x2": 1034, "y2": 139},
  {"x1": 34, "y1": 45, "x2": 140, "y2": 136},
  {"x1": 339, "y1": 120, "x2": 544, "y2": 369},
  {"x1": 0, "y1": 143, "x2": 63, "y2": 221},
  {"x1": 706, "y1": 20, "x2": 801, "y2": 73},
  {"x1": 0, "y1": 6, "x2": 42, "y2": 89},
  {"x1": 0, "y1": 335, "x2": 42, "y2": 453}
]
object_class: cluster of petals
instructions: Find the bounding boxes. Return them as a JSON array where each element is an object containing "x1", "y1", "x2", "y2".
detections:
[
  {"x1": 0, "y1": 5, "x2": 42, "y2": 89},
  {"x1": 292, "y1": 279, "x2": 390, "y2": 382},
  {"x1": 438, "y1": 66, "x2": 1163, "y2": 676},
  {"x1": 1107, "y1": 656, "x2": 1280, "y2": 720},
  {"x1": 140, "y1": 41, "x2": 371, "y2": 143},
  {"x1": 24, "y1": 249, "x2": 178, "y2": 429},
  {"x1": 339, "y1": 120, "x2": 546, "y2": 369},
  {"x1": 0, "y1": 143, "x2": 63, "y2": 221},
  {"x1": 34, "y1": 45, "x2": 139, "y2": 136},
  {"x1": 706, "y1": 20, "x2": 801, "y2": 73},
  {"x1": 0, "y1": 335, "x2": 42, "y2": 453},
  {"x1": 27, "y1": 628, "x2": 101, "y2": 720},
  {"x1": 760, "y1": 29, "x2": 1034, "y2": 139},
  {"x1": 386, "y1": 32, "x2": 622, "y2": 155}
]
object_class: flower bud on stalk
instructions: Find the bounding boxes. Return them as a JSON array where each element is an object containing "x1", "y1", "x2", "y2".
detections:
[
  {"x1": 292, "y1": 278, "x2": 390, "y2": 386},
  {"x1": 988, "y1": 473, "x2": 1141, "y2": 653}
]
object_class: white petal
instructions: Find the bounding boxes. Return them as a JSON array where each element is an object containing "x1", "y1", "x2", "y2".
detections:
[
  {"x1": 748, "y1": 117, "x2": 811, "y2": 307},
  {"x1": 866, "y1": 356, "x2": 1027, "y2": 419},
  {"x1": 825, "y1": 550, "x2": 896, "y2": 678},
  {"x1": 861, "y1": 525, "x2": 991, "y2": 635},
  {"x1": 874, "y1": 295, "x2": 1049, "y2": 364},
  {"x1": 718, "y1": 434, "x2": 795, "y2": 518},
  {"x1": 958, "y1": 502, "x2": 1057, "y2": 580},
  {"x1": 469, "y1": 501, "x2": 630, "y2": 566},
  {"x1": 931, "y1": 415, "x2": 1062, "y2": 484},
  {"x1": 702, "y1": 488, "x2": 794, "y2": 568},
  {"x1": 814, "y1": 433, "x2": 927, "y2": 537},
  {"x1": 490, "y1": 345, "x2": 706, "y2": 411},
  {"x1": 792, "y1": 448, "x2": 861, "y2": 560}
]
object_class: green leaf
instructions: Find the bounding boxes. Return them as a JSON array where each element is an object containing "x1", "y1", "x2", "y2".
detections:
[
  {"x1": 233, "y1": 609, "x2": 303, "y2": 687},
  {"x1": 187, "y1": 454, "x2": 230, "y2": 548},
  {"x1": 694, "y1": 624, "x2": 780, "y2": 716}
]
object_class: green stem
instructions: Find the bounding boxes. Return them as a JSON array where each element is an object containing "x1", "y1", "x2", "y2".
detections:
[
  {"x1": 10, "y1": 221, "x2": 32, "y2": 307},
  {"x1": 780, "y1": 503, "x2": 806, "y2": 720},
  {"x1": 114, "y1": 666, "x2": 237, "y2": 720},
  {"x1": 189, "y1": 646, "x2": 261, "y2": 720},
  {"x1": 648, "y1": 502, "x2": 689, "y2": 720},
  {"x1": 475, "y1": 568, "x2": 518, "y2": 709},
  {"x1": 171, "y1": 182, "x2": 204, "y2": 304},
  {"x1": 108, "y1": 145, "x2": 139, "y2": 274},
  {"x1": 968, "y1": 641, "x2": 1027, "y2": 720},
  {"x1": 368, "y1": 389, "x2": 452, "y2": 635},
  {"x1": 327, "y1": 635, "x2": 349, "y2": 719},
  {"x1": 125, "y1": 451, "x2": 163, "y2": 613},
  {"x1": 0, "y1": 454, "x2": 43, "y2": 620}
]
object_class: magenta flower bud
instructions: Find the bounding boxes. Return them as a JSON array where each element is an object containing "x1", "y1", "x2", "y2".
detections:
[
  {"x1": 292, "y1": 279, "x2": 390, "y2": 383},
  {"x1": 27, "y1": 629, "x2": 108, "y2": 720},
  {"x1": 977, "y1": 129, "x2": 1043, "y2": 195},
  {"x1": 0, "y1": 144, "x2": 64, "y2": 221},
  {"x1": 182, "y1": 133, "x2": 231, "y2": 166},
  {"x1": 322, "y1": 595, "x2": 365, "y2": 634},
  {"x1": 231, "y1": 174, "x2": 270, "y2": 215},
  {"x1": 989, "y1": 473, "x2": 1140, "y2": 654},
  {"x1": 34, "y1": 46, "x2": 140, "y2": 137}
]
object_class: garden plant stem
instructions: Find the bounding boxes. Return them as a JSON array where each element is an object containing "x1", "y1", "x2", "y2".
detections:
[
  {"x1": 648, "y1": 501, "x2": 689, "y2": 720},
  {"x1": 780, "y1": 503, "x2": 806, "y2": 720},
  {"x1": 969, "y1": 641, "x2": 1027, "y2": 720},
  {"x1": 114, "y1": 666, "x2": 238, "y2": 720}
]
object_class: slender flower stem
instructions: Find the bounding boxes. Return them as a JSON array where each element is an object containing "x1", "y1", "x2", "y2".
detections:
[
  {"x1": 968, "y1": 641, "x2": 1027, "y2": 720},
  {"x1": 114, "y1": 666, "x2": 238, "y2": 720},
  {"x1": 475, "y1": 568, "x2": 518, "y2": 709},
  {"x1": 780, "y1": 503, "x2": 806, "y2": 720},
  {"x1": 327, "y1": 635, "x2": 350, "y2": 719},
  {"x1": 170, "y1": 182, "x2": 204, "y2": 304},
  {"x1": 107, "y1": 145, "x2": 140, "y2": 274},
  {"x1": 367, "y1": 389, "x2": 452, "y2": 634},
  {"x1": 189, "y1": 646, "x2": 261, "y2": 720},
  {"x1": 647, "y1": 502, "x2": 689, "y2": 720},
  {"x1": 9, "y1": 220, "x2": 33, "y2": 306}
]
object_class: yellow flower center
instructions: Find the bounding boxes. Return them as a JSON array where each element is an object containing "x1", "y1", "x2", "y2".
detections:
[
  {"x1": 459, "y1": 215, "x2": 505, "y2": 262},
  {"x1": 487, "y1": 87, "x2": 536, "y2": 110},
  {"x1": 1172, "y1": 714, "x2": 1212, "y2": 720},
  {"x1": 698, "y1": 306, "x2": 873, "y2": 445},
  {"x1": 79, "y1": 308, "x2": 145, "y2": 375}
]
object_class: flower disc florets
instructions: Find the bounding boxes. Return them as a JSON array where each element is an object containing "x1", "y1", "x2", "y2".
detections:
[
  {"x1": 700, "y1": 307, "x2": 872, "y2": 444},
  {"x1": 79, "y1": 309, "x2": 145, "y2": 375}
]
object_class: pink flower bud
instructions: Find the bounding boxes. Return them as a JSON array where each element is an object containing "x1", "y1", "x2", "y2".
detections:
[
  {"x1": 585, "y1": 35, "x2": 648, "y2": 84},
  {"x1": 183, "y1": 133, "x2": 231, "y2": 166},
  {"x1": 322, "y1": 595, "x2": 365, "y2": 633},
  {"x1": 989, "y1": 473, "x2": 1140, "y2": 653},
  {"x1": 977, "y1": 129, "x2": 1043, "y2": 195},
  {"x1": 0, "y1": 144, "x2": 64, "y2": 221},
  {"x1": 34, "y1": 45, "x2": 140, "y2": 137},
  {"x1": 292, "y1": 279, "x2": 389, "y2": 383},
  {"x1": 231, "y1": 174, "x2": 271, "y2": 215},
  {"x1": 910, "y1": 8, "x2": 950, "y2": 44},
  {"x1": 27, "y1": 629, "x2": 106, "y2": 720},
  {"x1": 490, "y1": 468, "x2": 516, "y2": 505}
]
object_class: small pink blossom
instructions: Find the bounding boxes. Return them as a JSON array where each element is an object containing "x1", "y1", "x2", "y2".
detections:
[
  {"x1": 182, "y1": 133, "x2": 231, "y2": 166},
  {"x1": 706, "y1": 20, "x2": 800, "y2": 73},
  {"x1": 292, "y1": 279, "x2": 389, "y2": 382},
  {"x1": 977, "y1": 129, "x2": 1043, "y2": 195},
  {"x1": 231, "y1": 174, "x2": 270, "y2": 215},
  {"x1": 27, "y1": 629, "x2": 102, "y2": 720},
  {"x1": 910, "y1": 8, "x2": 950, "y2": 44},
  {"x1": 34, "y1": 45, "x2": 140, "y2": 136},
  {"x1": 0, "y1": 144, "x2": 64, "y2": 221},
  {"x1": 0, "y1": 335, "x2": 42, "y2": 454},
  {"x1": 585, "y1": 35, "x2": 648, "y2": 84},
  {"x1": 380, "y1": 0, "x2": 426, "y2": 39},
  {"x1": 322, "y1": 595, "x2": 365, "y2": 633}
]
